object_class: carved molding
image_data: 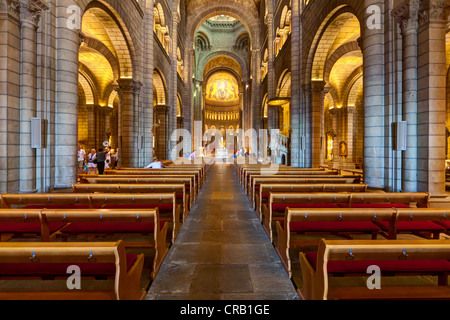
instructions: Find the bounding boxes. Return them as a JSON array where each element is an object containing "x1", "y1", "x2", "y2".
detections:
[{"x1": 418, "y1": 0, "x2": 447, "y2": 26}]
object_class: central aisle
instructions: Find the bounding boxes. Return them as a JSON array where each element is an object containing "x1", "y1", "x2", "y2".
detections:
[{"x1": 146, "y1": 163, "x2": 299, "y2": 300}]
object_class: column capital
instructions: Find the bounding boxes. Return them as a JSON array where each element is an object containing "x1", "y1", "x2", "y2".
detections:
[
  {"x1": 311, "y1": 80, "x2": 326, "y2": 93},
  {"x1": 117, "y1": 78, "x2": 137, "y2": 93},
  {"x1": 172, "y1": 11, "x2": 181, "y2": 24},
  {"x1": 264, "y1": 13, "x2": 273, "y2": 25},
  {"x1": 392, "y1": 0, "x2": 419, "y2": 33},
  {"x1": 17, "y1": 0, "x2": 48, "y2": 27},
  {"x1": 347, "y1": 105, "x2": 356, "y2": 114}
]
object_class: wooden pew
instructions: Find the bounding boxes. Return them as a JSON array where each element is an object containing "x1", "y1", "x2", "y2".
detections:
[
  {"x1": 41, "y1": 208, "x2": 168, "y2": 279},
  {"x1": 245, "y1": 174, "x2": 360, "y2": 199},
  {"x1": 72, "y1": 183, "x2": 190, "y2": 223},
  {"x1": 116, "y1": 165, "x2": 208, "y2": 186},
  {"x1": 106, "y1": 169, "x2": 204, "y2": 189},
  {"x1": 241, "y1": 168, "x2": 336, "y2": 187},
  {"x1": 0, "y1": 209, "x2": 49, "y2": 242},
  {"x1": 0, "y1": 240, "x2": 146, "y2": 300},
  {"x1": 385, "y1": 208, "x2": 450, "y2": 240},
  {"x1": 242, "y1": 167, "x2": 338, "y2": 181},
  {"x1": 255, "y1": 183, "x2": 368, "y2": 218},
  {"x1": 275, "y1": 208, "x2": 397, "y2": 278},
  {"x1": 262, "y1": 192, "x2": 430, "y2": 242},
  {"x1": 81, "y1": 174, "x2": 198, "y2": 199},
  {"x1": 0, "y1": 193, "x2": 181, "y2": 243},
  {"x1": 299, "y1": 239, "x2": 450, "y2": 300},
  {"x1": 80, "y1": 176, "x2": 195, "y2": 204},
  {"x1": 237, "y1": 164, "x2": 328, "y2": 181}
]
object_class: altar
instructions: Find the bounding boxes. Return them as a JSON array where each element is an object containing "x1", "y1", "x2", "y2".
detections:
[{"x1": 215, "y1": 148, "x2": 228, "y2": 159}]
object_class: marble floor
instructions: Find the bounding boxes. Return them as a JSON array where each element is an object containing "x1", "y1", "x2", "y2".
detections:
[{"x1": 146, "y1": 163, "x2": 299, "y2": 300}]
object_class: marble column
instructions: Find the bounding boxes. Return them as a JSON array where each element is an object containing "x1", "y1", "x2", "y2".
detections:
[{"x1": 18, "y1": 0, "x2": 48, "y2": 193}]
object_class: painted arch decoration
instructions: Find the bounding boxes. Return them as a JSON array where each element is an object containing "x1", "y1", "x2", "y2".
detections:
[{"x1": 205, "y1": 72, "x2": 239, "y2": 103}]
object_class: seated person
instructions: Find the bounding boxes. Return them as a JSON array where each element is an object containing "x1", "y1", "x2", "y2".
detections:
[{"x1": 145, "y1": 158, "x2": 164, "y2": 169}]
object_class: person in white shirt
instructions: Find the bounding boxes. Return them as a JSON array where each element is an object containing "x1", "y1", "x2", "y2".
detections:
[
  {"x1": 87, "y1": 149, "x2": 97, "y2": 175},
  {"x1": 78, "y1": 146, "x2": 86, "y2": 174},
  {"x1": 145, "y1": 158, "x2": 164, "y2": 169}
]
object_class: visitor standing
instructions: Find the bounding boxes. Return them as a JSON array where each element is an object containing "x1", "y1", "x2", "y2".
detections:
[
  {"x1": 77, "y1": 146, "x2": 86, "y2": 174},
  {"x1": 87, "y1": 149, "x2": 97, "y2": 175},
  {"x1": 96, "y1": 148, "x2": 107, "y2": 175}
]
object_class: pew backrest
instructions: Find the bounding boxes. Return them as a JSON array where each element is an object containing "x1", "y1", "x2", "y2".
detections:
[
  {"x1": 303, "y1": 239, "x2": 450, "y2": 300},
  {"x1": 0, "y1": 240, "x2": 145, "y2": 300}
]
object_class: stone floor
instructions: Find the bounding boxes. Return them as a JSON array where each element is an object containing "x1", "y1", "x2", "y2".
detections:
[{"x1": 145, "y1": 163, "x2": 299, "y2": 300}]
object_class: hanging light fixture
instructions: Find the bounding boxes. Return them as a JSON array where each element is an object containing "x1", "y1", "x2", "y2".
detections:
[{"x1": 268, "y1": 97, "x2": 290, "y2": 106}]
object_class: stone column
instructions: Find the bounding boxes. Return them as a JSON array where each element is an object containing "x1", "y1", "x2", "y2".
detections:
[
  {"x1": 132, "y1": 81, "x2": 142, "y2": 166},
  {"x1": 265, "y1": 13, "x2": 277, "y2": 133},
  {"x1": 169, "y1": 12, "x2": 180, "y2": 160},
  {"x1": 310, "y1": 80, "x2": 325, "y2": 168},
  {"x1": 142, "y1": 0, "x2": 154, "y2": 166},
  {"x1": 346, "y1": 105, "x2": 356, "y2": 163},
  {"x1": 0, "y1": 0, "x2": 21, "y2": 193},
  {"x1": 184, "y1": 48, "x2": 194, "y2": 145},
  {"x1": 393, "y1": 0, "x2": 420, "y2": 192},
  {"x1": 54, "y1": 0, "x2": 82, "y2": 188},
  {"x1": 362, "y1": 0, "x2": 386, "y2": 188},
  {"x1": 303, "y1": 83, "x2": 311, "y2": 167},
  {"x1": 265, "y1": 13, "x2": 275, "y2": 101},
  {"x1": 87, "y1": 105, "x2": 95, "y2": 150},
  {"x1": 154, "y1": 104, "x2": 168, "y2": 160},
  {"x1": 416, "y1": 0, "x2": 447, "y2": 194},
  {"x1": 17, "y1": 0, "x2": 48, "y2": 193},
  {"x1": 329, "y1": 107, "x2": 338, "y2": 163},
  {"x1": 117, "y1": 78, "x2": 137, "y2": 167},
  {"x1": 251, "y1": 49, "x2": 261, "y2": 137},
  {"x1": 290, "y1": 0, "x2": 301, "y2": 167}
]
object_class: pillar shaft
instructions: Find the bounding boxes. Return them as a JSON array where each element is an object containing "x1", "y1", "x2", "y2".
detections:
[
  {"x1": 363, "y1": 0, "x2": 386, "y2": 188},
  {"x1": 417, "y1": 0, "x2": 447, "y2": 194}
]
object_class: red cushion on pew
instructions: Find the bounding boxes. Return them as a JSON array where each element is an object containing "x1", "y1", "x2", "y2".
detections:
[
  {"x1": 0, "y1": 254, "x2": 137, "y2": 277},
  {"x1": 348, "y1": 203, "x2": 411, "y2": 208},
  {"x1": 434, "y1": 221, "x2": 450, "y2": 229},
  {"x1": 289, "y1": 221, "x2": 381, "y2": 233},
  {"x1": 272, "y1": 203, "x2": 340, "y2": 212},
  {"x1": 101, "y1": 204, "x2": 173, "y2": 212},
  {"x1": 175, "y1": 193, "x2": 184, "y2": 199},
  {"x1": 254, "y1": 186, "x2": 260, "y2": 191},
  {"x1": 376, "y1": 221, "x2": 446, "y2": 231},
  {"x1": 262, "y1": 193, "x2": 270, "y2": 200},
  {"x1": 0, "y1": 223, "x2": 66, "y2": 233},
  {"x1": 61, "y1": 222, "x2": 165, "y2": 234},
  {"x1": 305, "y1": 252, "x2": 450, "y2": 273}
]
